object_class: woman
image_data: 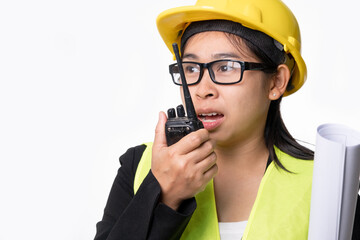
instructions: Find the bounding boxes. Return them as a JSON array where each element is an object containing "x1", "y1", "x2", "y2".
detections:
[{"x1": 95, "y1": 0, "x2": 360, "y2": 239}]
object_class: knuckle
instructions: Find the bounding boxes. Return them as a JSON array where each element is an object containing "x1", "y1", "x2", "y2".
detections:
[
  {"x1": 184, "y1": 171, "x2": 196, "y2": 183},
  {"x1": 188, "y1": 133, "x2": 203, "y2": 145},
  {"x1": 154, "y1": 127, "x2": 161, "y2": 135},
  {"x1": 178, "y1": 159, "x2": 187, "y2": 170},
  {"x1": 167, "y1": 148, "x2": 177, "y2": 159},
  {"x1": 178, "y1": 156, "x2": 193, "y2": 172},
  {"x1": 204, "y1": 141, "x2": 214, "y2": 152}
]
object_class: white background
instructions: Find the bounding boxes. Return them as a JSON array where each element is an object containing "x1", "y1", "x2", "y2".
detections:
[{"x1": 0, "y1": 0, "x2": 359, "y2": 239}]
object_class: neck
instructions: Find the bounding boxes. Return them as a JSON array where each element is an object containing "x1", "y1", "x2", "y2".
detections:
[{"x1": 215, "y1": 135, "x2": 269, "y2": 173}]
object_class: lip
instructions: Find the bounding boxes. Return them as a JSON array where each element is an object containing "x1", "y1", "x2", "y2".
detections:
[{"x1": 197, "y1": 109, "x2": 224, "y2": 131}]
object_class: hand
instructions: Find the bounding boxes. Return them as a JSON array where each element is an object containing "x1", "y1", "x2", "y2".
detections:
[{"x1": 151, "y1": 111, "x2": 218, "y2": 210}]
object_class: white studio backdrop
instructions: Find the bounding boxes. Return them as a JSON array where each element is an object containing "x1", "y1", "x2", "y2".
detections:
[{"x1": 0, "y1": 0, "x2": 359, "y2": 239}]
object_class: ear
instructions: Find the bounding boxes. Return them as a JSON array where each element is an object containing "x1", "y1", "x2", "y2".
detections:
[{"x1": 268, "y1": 64, "x2": 291, "y2": 100}]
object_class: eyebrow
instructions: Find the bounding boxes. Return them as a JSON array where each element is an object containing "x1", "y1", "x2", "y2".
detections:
[
  {"x1": 182, "y1": 53, "x2": 197, "y2": 60},
  {"x1": 182, "y1": 52, "x2": 242, "y2": 60},
  {"x1": 213, "y1": 53, "x2": 241, "y2": 59}
]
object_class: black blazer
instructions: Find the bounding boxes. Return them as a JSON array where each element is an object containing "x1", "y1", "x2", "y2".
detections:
[{"x1": 94, "y1": 144, "x2": 360, "y2": 240}]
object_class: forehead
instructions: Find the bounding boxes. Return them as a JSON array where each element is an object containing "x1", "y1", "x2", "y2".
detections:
[{"x1": 182, "y1": 31, "x2": 257, "y2": 61}]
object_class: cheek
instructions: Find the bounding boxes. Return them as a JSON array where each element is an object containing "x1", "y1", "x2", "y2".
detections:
[
  {"x1": 240, "y1": 73, "x2": 271, "y2": 104},
  {"x1": 223, "y1": 81, "x2": 270, "y2": 121}
]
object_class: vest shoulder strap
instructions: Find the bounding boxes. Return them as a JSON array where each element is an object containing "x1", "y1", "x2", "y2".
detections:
[{"x1": 134, "y1": 142, "x2": 153, "y2": 194}]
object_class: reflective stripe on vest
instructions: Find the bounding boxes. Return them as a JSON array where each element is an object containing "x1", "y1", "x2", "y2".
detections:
[{"x1": 134, "y1": 142, "x2": 313, "y2": 239}]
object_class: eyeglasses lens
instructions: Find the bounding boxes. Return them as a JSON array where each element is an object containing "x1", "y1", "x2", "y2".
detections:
[{"x1": 171, "y1": 60, "x2": 242, "y2": 85}]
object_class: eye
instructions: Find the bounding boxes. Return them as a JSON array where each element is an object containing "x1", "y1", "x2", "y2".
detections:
[
  {"x1": 219, "y1": 64, "x2": 233, "y2": 72},
  {"x1": 183, "y1": 63, "x2": 200, "y2": 74},
  {"x1": 215, "y1": 61, "x2": 240, "y2": 73}
]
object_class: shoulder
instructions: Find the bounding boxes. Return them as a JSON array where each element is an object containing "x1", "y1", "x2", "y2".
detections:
[
  {"x1": 119, "y1": 144, "x2": 148, "y2": 175},
  {"x1": 274, "y1": 147, "x2": 314, "y2": 176}
]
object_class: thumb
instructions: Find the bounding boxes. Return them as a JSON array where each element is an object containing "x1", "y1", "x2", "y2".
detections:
[{"x1": 153, "y1": 111, "x2": 168, "y2": 148}]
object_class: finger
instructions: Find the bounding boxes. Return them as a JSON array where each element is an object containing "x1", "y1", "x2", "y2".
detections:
[
  {"x1": 203, "y1": 162, "x2": 218, "y2": 182},
  {"x1": 187, "y1": 140, "x2": 216, "y2": 164},
  {"x1": 153, "y1": 111, "x2": 168, "y2": 149},
  {"x1": 196, "y1": 151, "x2": 217, "y2": 173},
  {"x1": 177, "y1": 129, "x2": 210, "y2": 154}
]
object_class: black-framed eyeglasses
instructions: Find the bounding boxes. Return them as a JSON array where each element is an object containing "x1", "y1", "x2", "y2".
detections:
[{"x1": 169, "y1": 59, "x2": 276, "y2": 86}]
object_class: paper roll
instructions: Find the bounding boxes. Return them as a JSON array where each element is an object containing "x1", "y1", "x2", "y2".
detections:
[{"x1": 308, "y1": 124, "x2": 360, "y2": 240}]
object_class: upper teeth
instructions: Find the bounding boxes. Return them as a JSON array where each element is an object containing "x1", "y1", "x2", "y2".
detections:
[{"x1": 199, "y1": 113, "x2": 218, "y2": 116}]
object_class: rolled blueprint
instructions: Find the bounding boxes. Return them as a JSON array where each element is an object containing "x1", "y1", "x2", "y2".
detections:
[{"x1": 308, "y1": 124, "x2": 360, "y2": 240}]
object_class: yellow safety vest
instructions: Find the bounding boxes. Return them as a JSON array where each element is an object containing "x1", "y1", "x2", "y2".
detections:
[{"x1": 134, "y1": 142, "x2": 313, "y2": 239}]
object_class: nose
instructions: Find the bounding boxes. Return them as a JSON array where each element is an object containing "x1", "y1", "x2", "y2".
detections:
[{"x1": 193, "y1": 69, "x2": 218, "y2": 99}]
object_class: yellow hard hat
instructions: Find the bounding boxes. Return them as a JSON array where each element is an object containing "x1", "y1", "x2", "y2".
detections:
[{"x1": 156, "y1": 0, "x2": 306, "y2": 96}]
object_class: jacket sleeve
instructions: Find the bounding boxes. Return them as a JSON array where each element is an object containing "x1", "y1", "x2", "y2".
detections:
[{"x1": 94, "y1": 144, "x2": 196, "y2": 240}]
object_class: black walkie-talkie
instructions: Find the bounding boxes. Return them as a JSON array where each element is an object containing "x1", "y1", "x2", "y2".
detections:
[{"x1": 165, "y1": 43, "x2": 204, "y2": 146}]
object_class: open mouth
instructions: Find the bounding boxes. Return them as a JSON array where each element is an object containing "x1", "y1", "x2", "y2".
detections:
[
  {"x1": 198, "y1": 112, "x2": 224, "y2": 122},
  {"x1": 197, "y1": 112, "x2": 224, "y2": 130}
]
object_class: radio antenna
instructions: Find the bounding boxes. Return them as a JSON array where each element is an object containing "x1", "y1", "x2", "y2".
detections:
[{"x1": 172, "y1": 43, "x2": 197, "y2": 119}]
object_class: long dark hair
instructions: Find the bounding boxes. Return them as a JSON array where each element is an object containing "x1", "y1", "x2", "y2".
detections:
[{"x1": 225, "y1": 33, "x2": 314, "y2": 172}]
